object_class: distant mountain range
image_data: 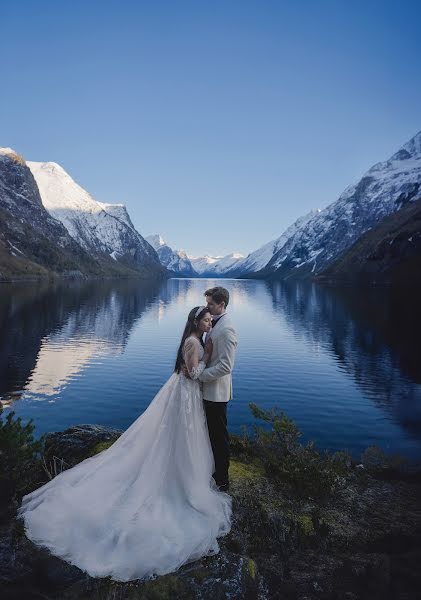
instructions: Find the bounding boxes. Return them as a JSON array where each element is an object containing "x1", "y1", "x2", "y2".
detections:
[
  {"x1": 226, "y1": 210, "x2": 320, "y2": 278},
  {"x1": 2, "y1": 130, "x2": 420, "y2": 284},
  {"x1": 145, "y1": 235, "x2": 197, "y2": 276},
  {"x1": 146, "y1": 234, "x2": 244, "y2": 277},
  {"x1": 149, "y1": 131, "x2": 420, "y2": 283},
  {"x1": 0, "y1": 148, "x2": 166, "y2": 282}
]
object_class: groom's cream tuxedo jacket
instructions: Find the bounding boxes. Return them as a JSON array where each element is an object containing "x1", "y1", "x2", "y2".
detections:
[{"x1": 199, "y1": 314, "x2": 237, "y2": 402}]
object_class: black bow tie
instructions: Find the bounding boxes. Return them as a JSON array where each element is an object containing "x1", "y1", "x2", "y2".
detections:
[{"x1": 211, "y1": 315, "x2": 224, "y2": 328}]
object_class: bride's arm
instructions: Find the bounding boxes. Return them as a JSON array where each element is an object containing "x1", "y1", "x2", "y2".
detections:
[{"x1": 183, "y1": 337, "x2": 207, "y2": 380}]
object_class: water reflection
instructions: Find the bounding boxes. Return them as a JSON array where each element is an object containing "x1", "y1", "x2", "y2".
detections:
[
  {"x1": 0, "y1": 280, "x2": 161, "y2": 405},
  {"x1": 266, "y1": 281, "x2": 421, "y2": 438}
]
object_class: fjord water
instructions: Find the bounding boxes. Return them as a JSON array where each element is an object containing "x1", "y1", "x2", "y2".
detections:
[{"x1": 1, "y1": 278, "x2": 420, "y2": 461}]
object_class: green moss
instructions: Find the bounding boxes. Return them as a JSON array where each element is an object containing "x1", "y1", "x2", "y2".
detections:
[
  {"x1": 85, "y1": 440, "x2": 116, "y2": 458},
  {"x1": 296, "y1": 514, "x2": 315, "y2": 536},
  {"x1": 247, "y1": 558, "x2": 257, "y2": 580},
  {"x1": 138, "y1": 574, "x2": 192, "y2": 599},
  {"x1": 229, "y1": 459, "x2": 265, "y2": 482}
]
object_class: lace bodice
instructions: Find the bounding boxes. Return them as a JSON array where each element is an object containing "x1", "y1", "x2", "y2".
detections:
[{"x1": 182, "y1": 336, "x2": 206, "y2": 380}]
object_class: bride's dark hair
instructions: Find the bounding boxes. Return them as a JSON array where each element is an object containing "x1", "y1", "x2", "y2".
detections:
[{"x1": 174, "y1": 306, "x2": 210, "y2": 373}]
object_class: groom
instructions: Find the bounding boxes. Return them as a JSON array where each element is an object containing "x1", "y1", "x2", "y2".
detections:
[{"x1": 199, "y1": 286, "x2": 237, "y2": 492}]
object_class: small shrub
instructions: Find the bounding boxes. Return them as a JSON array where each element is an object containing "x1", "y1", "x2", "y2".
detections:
[
  {"x1": 0, "y1": 404, "x2": 45, "y2": 502},
  {"x1": 245, "y1": 403, "x2": 351, "y2": 501},
  {"x1": 361, "y1": 445, "x2": 408, "y2": 476}
]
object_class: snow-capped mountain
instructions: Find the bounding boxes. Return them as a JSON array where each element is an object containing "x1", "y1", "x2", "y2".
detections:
[
  {"x1": 0, "y1": 147, "x2": 101, "y2": 279},
  {"x1": 97, "y1": 202, "x2": 135, "y2": 230},
  {"x1": 188, "y1": 255, "x2": 220, "y2": 275},
  {"x1": 228, "y1": 211, "x2": 320, "y2": 277},
  {"x1": 27, "y1": 160, "x2": 164, "y2": 276},
  {"x1": 244, "y1": 130, "x2": 421, "y2": 280},
  {"x1": 147, "y1": 235, "x2": 244, "y2": 277},
  {"x1": 146, "y1": 234, "x2": 196, "y2": 276},
  {"x1": 188, "y1": 252, "x2": 244, "y2": 276},
  {"x1": 207, "y1": 252, "x2": 244, "y2": 275}
]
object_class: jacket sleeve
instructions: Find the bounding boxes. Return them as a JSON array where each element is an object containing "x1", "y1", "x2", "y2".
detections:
[
  {"x1": 183, "y1": 337, "x2": 206, "y2": 380},
  {"x1": 199, "y1": 327, "x2": 237, "y2": 382}
]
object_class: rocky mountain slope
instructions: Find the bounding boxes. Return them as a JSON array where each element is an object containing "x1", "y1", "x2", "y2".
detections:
[
  {"x1": 241, "y1": 130, "x2": 421, "y2": 281},
  {"x1": 145, "y1": 234, "x2": 196, "y2": 276},
  {"x1": 28, "y1": 160, "x2": 164, "y2": 278},
  {"x1": 0, "y1": 148, "x2": 101, "y2": 280},
  {"x1": 147, "y1": 234, "x2": 244, "y2": 277},
  {"x1": 228, "y1": 210, "x2": 319, "y2": 277},
  {"x1": 318, "y1": 197, "x2": 421, "y2": 285}
]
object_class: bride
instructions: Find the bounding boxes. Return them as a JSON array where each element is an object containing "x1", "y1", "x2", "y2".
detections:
[{"x1": 17, "y1": 306, "x2": 232, "y2": 582}]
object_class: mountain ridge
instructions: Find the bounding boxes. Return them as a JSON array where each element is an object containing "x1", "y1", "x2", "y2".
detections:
[
  {"x1": 27, "y1": 159, "x2": 165, "y2": 278},
  {"x1": 242, "y1": 130, "x2": 421, "y2": 281},
  {"x1": 0, "y1": 149, "x2": 167, "y2": 281}
]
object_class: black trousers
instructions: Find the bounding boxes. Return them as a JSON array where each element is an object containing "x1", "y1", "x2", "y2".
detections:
[{"x1": 203, "y1": 399, "x2": 230, "y2": 485}]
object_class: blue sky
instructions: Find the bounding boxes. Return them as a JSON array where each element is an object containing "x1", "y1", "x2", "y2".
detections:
[{"x1": 1, "y1": 1, "x2": 420, "y2": 256}]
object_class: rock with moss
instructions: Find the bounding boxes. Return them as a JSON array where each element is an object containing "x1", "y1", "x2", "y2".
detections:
[{"x1": 43, "y1": 424, "x2": 124, "y2": 467}]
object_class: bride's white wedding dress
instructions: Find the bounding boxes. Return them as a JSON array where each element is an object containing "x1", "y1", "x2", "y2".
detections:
[{"x1": 17, "y1": 336, "x2": 232, "y2": 582}]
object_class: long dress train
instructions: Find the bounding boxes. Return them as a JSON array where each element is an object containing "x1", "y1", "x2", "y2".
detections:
[{"x1": 17, "y1": 336, "x2": 232, "y2": 582}]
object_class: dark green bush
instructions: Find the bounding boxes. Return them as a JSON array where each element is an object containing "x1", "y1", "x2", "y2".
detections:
[
  {"x1": 245, "y1": 403, "x2": 351, "y2": 501},
  {"x1": 361, "y1": 445, "x2": 408, "y2": 477},
  {"x1": 0, "y1": 404, "x2": 45, "y2": 503}
]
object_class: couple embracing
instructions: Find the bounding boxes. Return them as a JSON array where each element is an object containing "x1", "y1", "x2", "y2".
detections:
[{"x1": 18, "y1": 286, "x2": 238, "y2": 582}]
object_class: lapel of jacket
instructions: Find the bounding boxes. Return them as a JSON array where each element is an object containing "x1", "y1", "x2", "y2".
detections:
[{"x1": 209, "y1": 315, "x2": 229, "y2": 340}]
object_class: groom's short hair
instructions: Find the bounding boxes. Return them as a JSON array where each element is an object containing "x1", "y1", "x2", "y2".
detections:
[{"x1": 205, "y1": 286, "x2": 230, "y2": 307}]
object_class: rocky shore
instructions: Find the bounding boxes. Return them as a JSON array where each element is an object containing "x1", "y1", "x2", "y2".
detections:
[{"x1": 1, "y1": 423, "x2": 421, "y2": 599}]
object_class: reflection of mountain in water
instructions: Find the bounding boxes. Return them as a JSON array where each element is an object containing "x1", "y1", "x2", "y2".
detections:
[
  {"x1": 156, "y1": 278, "x2": 195, "y2": 320},
  {"x1": 0, "y1": 280, "x2": 161, "y2": 403},
  {"x1": 266, "y1": 281, "x2": 421, "y2": 438}
]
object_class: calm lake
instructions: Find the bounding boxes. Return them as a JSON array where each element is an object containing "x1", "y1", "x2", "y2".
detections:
[{"x1": 1, "y1": 278, "x2": 421, "y2": 462}]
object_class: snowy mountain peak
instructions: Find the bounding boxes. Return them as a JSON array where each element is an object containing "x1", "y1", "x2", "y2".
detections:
[
  {"x1": 399, "y1": 129, "x2": 421, "y2": 159},
  {"x1": 189, "y1": 254, "x2": 221, "y2": 263},
  {"x1": 252, "y1": 129, "x2": 421, "y2": 280},
  {"x1": 33, "y1": 161, "x2": 72, "y2": 177},
  {"x1": 146, "y1": 234, "x2": 244, "y2": 277},
  {"x1": 145, "y1": 234, "x2": 166, "y2": 250},
  {"x1": 27, "y1": 160, "x2": 160, "y2": 271},
  {"x1": 0, "y1": 147, "x2": 18, "y2": 157},
  {"x1": 189, "y1": 252, "x2": 244, "y2": 275},
  {"x1": 145, "y1": 234, "x2": 196, "y2": 276}
]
